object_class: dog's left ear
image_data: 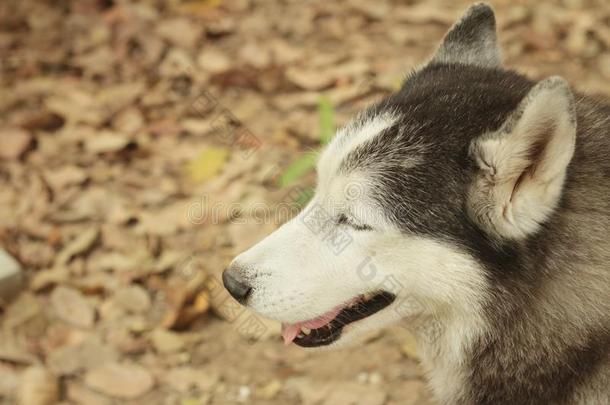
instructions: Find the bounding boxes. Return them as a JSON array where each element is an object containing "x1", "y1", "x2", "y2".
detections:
[
  {"x1": 468, "y1": 77, "x2": 576, "y2": 240},
  {"x1": 430, "y1": 3, "x2": 501, "y2": 68}
]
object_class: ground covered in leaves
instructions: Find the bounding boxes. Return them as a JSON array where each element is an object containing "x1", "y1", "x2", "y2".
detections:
[{"x1": 1, "y1": 0, "x2": 610, "y2": 404}]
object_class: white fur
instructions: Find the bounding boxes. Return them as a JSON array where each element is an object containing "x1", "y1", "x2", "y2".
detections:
[
  {"x1": 230, "y1": 116, "x2": 490, "y2": 404},
  {"x1": 317, "y1": 111, "x2": 398, "y2": 188}
]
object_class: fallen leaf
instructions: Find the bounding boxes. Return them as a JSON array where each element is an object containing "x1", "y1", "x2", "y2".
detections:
[
  {"x1": 65, "y1": 382, "x2": 112, "y2": 405},
  {"x1": 48, "y1": 340, "x2": 119, "y2": 376},
  {"x1": 2, "y1": 293, "x2": 42, "y2": 330},
  {"x1": 55, "y1": 227, "x2": 99, "y2": 266},
  {"x1": 113, "y1": 285, "x2": 151, "y2": 314},
  {"x1": 0, "y1": 363, "x2": 20, "y2": 400},
  {"x1": 17, "y1": 367, "x2": 59, "y2": 405},
  {"x1": 50, "y1": 286, "x2": 96, "y2": 328},
  {"x1": 285, "y1": 67, "x2": 336, "y2": 90},
  {"x1": 197, "y1": 48, "x2": 231, "y2": 73},
  {"x1": 0, "y1": 127, "x2": 33, "y2": 160},
  {"x1": 257, "y1": 379, "x2": 282, "y2": 400},
  {"x1": 156, "y1": 18, "x2": 203, "y2": 50},
  {"x1": 186, "y1": 147, "x2": 230, "y2": 182},
  {"x1": 43, "y1": 165, "x2": 88, "y2": 191},
  {"x1": 0, "y1": 331, "x2": 38, "y2": 365},
  {"x1": 85, "y1": 131, "x2": 132, "y2": 154},
  {"x1": 150, "y1": 328, "x2": 185, "y2": 354},
  {"x1": 400, "y1": 330, "x2": 419, "y2": 360},
  {"x1": 166, "y1": 367, "x2": 219, "y2": 393},
  {"x1": 85, "y1": 363, "x2": 154, "y2": 399}
]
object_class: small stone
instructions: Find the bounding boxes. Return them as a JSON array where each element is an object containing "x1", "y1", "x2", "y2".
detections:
[
  {"x1": 85, "y1": 363, "x2": 154, "y2": 399},
  {"x1": 237, "y1": 385, "x2": 251, "y2": 403},
  {"x1": 0, "y1": 250, "x2": 23, "y2": 307},
  {"x1": 369, "y1": 372, "x2": 382, "y2": 385}
]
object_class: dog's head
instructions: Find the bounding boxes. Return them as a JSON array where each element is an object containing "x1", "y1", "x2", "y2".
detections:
[{"x1": 223, "y1": 3, "x2": 576, "y2": 348}]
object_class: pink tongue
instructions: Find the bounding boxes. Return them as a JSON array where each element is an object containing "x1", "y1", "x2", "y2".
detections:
[{"x1": 281, "y1": 307, "x2": 342, "y2": 345}]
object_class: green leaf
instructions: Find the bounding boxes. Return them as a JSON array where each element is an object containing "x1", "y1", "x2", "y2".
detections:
[
  {"x1": 279, "y1": 152, "x2": 318, "y2": 187},
  {"x1": 318, "y1": 96, "x2": 335, "y2": 145},
  {"x1": 293, "y1": 187, "x2": 314, "y2": 207}
]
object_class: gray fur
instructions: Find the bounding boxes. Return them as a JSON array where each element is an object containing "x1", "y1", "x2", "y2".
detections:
[
  {"x1": 335, "y1": 6, "x2": 609, "y2": 405},
  {"x1": 431, "y1": 3, "x2": 502, "y2": 68}
]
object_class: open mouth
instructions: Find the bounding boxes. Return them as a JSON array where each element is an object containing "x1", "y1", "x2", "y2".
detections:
[{"x1": 281, "y1": 291, "x2": 396, "y2": 347}]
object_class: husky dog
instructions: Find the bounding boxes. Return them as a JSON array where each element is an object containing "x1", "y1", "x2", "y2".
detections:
[{"x1": 223, "y1": 3, "x2": 610, "y2": 404}]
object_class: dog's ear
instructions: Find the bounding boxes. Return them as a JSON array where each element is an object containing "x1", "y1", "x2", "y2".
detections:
[
  {"x1": 430, "y1": 3, "x2": 501, "y2": 68},
  {"x1": 468, "y1": 77, "x2": 576, "y2": 240}
]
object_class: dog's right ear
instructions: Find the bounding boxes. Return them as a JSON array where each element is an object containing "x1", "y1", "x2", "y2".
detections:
[
  {"x1": 467, "y1": 77, "x2": 576, "y2": 240},
  {"x1": 430, "y1": 3, "x2": 501, "y2": 68}
]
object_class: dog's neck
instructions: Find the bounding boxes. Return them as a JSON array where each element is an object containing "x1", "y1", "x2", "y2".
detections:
[
  {"x1": 407, "y1": 264, "x2": 610, "y2": 405},
  {"x1": 404, "y1": 307, "x2": 485, "y2": 405}
]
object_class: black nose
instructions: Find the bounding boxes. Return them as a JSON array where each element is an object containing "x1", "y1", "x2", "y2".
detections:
[{"x1": 222, "y1": 268, "x2": 252, "y2": 304}]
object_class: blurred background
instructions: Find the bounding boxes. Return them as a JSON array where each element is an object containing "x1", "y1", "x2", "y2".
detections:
[{"x1": 1, "y1": 0, "x2": 609, "y2": 404}]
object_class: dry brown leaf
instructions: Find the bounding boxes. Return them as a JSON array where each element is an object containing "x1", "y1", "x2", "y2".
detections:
[
  {"x1": 85, "y1": 363, "x2": 154, "y2": 399},
  {"x1": 55, "y1": 227, "x2": 99, "y2": 266},
  {"x1": 1, "y1": 293, "x2": 42, "y2": 330},
  {"x1": 47, "y1": 340, "x2": 119, "y2": 376},
  {"x1": 85, "y1": 131, "x2": 132, "y2": 154},
  {"x1": 197, "y1": 48, "x2": 232, "y2": 73},
  {"x1": 150, "y1": 328, "x2": 185, "y2": 354},
  {"x1": 0, "y1": 127, "x2": 33, "y2": 160},
  {"x1": 0, "y1": 363, "x2": 20, "y2": 400},
  {"x1": 166, "y1": 367, "x2": 219, "y2": 393},
  {"x1": 113, "y1": 285, "x2": 151, "y2": 314},
  {"x1": 65, "y1": 382, "x2": 112, "y2": 405},
  {"x1": 50, "y1": 286, "x2": 96, "y2": 328},
  {"x1": 17, "y1": 367, "x2": 59, "y2": 405},
  {"x1": 156, "y1": 17, "x2": 203, "y2": 50},
  {"x1": 43, "y1": 165, "x2": 88, "y2": 191},
  {"x1": 285, "y1": 66, "x2": 336, "y2": 90}
]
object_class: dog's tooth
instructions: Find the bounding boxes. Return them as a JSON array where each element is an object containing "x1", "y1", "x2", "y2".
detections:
[{"x1": 302, "y1": 327, "x2": 311, "y2": 335}]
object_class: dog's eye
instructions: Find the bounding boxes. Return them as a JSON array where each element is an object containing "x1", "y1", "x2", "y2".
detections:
[{"x1": 336, "y1": 214, "x2": 373, "y2": 231}]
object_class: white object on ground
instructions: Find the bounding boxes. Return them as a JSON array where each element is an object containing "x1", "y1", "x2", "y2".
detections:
[{"x1": 0, "y1": 249, "x2": 23, "y2": 306}]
